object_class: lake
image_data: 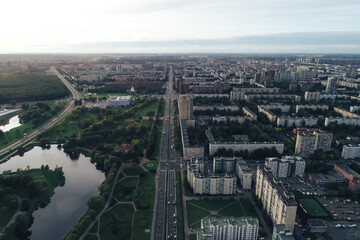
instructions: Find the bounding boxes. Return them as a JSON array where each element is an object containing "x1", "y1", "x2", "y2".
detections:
[
  {"x1": 0, "y1": 145, "x2": 105, "y2": 240},
  {"x1": 0, "y1": 115, "x2": 22, "y2": 132}
]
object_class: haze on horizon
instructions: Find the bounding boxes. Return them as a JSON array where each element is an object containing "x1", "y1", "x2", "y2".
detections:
[{"x1": 1, "y1": 0, "x2": 360, "y2": 54}]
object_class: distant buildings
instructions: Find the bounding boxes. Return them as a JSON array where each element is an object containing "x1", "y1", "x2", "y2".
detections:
[
  {"x1": 256, "y1": 166, "x2": 297, "y2": 232},
  {"x1": 106, "y1": 95, "x2": 133, "y2": 107},
  {"x1": 197, "y1": 216, "x2": 259, "y2": 240},
  {"x1": 294, "y1": 129, "x2": 332, "y2": 158},
  {"x1": 304, "y1": 91, "x2": 320, "y2": 102},
  {"x1": 178, "y1": 94, "x2": 194, "y2": 120},
  {"x1": 265, "y1": 156, "x2": 305, "y2": 178}
]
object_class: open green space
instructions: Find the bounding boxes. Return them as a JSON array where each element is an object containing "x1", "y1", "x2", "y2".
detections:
[
  {"x1": 113, "y1": 177, "x2": 138, "y2": 202},
  {"x1": 186, "y1": 199, "x2": 255, "y2": 229},
  {"x1": 143, "y1": 161, "x2": 159, "y2": 171},
  {"x1": 150, "y1": 120, "x2": 164, "y2": 160},
  {"x1": 299, "y1": 199, "x2": 328, "y2": 217},
  {"x1": 0, "y1": 102, "x2": 66, "y2": 148},
  {"x1": 132, "y1": 210, "x2": 153, "y2": 240},
  {"x1": 99, "y1": 204, "x2": 134, "y2": 240},
  {"x1": 134, "y1": 173, "x2": 156, "y2": 209},
  {"x1": 134, "y1": 100, "x2": 158, "y2": 117},
  {"x1": 0, "y1": 70, "x2": 69, "y2": 104},
  {"x1": 0, "y1": 168, "x2": 65, "y2": 237}
]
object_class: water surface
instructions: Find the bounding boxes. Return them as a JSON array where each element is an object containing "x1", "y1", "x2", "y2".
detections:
[
  {"x1": 0, "y1": 146, "x2": 105, "y2": 240},
  {"x1": 0, "y1": 115, "x2": 22, "y2": 132}
]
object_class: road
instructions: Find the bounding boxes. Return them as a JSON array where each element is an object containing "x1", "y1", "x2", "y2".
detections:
[
  {"x1": 152, "y1": 65, "x2": 180, "y2": 240},
  {"x1": 0, "y1": 67, "x2": 80, "y2": 162}
]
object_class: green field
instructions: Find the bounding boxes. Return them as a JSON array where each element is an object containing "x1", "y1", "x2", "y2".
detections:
[
  {"x1": 99, "y1": 204, "x2": 134, "y2": 240},
  {"x1": 186, "y1": 199, "x2": 256, "y2": 229},
  {"x1": 132, "y1": 210, "x2": 153, "y2": 240},
  {"x1": 113, "y1": 177, "x2": 139, "y2": 202},
  {"x1": 299, "y1": 199, "x2": 328, "y2": 217},
  {"x1": 0, "y1": 70, "x2": 69, "y2": 104}
]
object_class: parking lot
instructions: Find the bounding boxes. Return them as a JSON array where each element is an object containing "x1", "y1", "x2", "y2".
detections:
[{"x1": 318, "y1": 196, "x2": 360, "y2": 221}]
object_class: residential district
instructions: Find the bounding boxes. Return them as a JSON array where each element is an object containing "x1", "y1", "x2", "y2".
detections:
[{"x1": 1, "y1": 54, "x2": 360, "y2": 240}]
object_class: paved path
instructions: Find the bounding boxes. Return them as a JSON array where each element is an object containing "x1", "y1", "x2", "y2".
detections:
[{"x1": 79, "y1": 164, "x2": 124, "y2": 240}]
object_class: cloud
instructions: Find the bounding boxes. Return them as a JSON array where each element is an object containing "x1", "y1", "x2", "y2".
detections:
[{"x1": 53, "y1": 31, "x2": 359, "y2": 53}]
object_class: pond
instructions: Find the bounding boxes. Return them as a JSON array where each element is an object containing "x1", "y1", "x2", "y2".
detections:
[
  {"x1": 0, "y1": 115, "x2": 22, "y2": 132},
  {"x1": 0, "y1": 145, "x2": 105, "y2": 240}
]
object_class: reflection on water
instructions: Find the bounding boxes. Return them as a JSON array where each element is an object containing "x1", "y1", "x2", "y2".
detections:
[
  {"x1": 0, "y1": 115, "x2": 22, "y2": 132},
  {"x1": 0, "y1": 146, "x2": 105, "y2": 240}
]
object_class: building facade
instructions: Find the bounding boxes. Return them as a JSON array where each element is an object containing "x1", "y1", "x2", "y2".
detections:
[
  {"x1": 178, "y1": 94, "x2": 194, "y2": 120},
  {"x1": 236, "y1": 160, "x2": 253, "y2": 190},
  {"x1": 255, "y1": 166, "x2": 297, "y2": 232},
  {"x1": 265, "y1": 156, "x2": 305, "y2": 178},
  {"x1": 197, "y1": 216, "x2": 259, "y2": 240}
]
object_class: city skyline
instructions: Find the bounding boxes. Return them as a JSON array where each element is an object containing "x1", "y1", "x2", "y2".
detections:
[{"x1": 1, "y1": 0, "x2": 359, "y2": 53}]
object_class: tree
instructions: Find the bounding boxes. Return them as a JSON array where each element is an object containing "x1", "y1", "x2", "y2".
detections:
[
  {"x1": 20, "y1": 198, "x2": 31, "y2": 211},
  {"x1": 0, "y1": 130, "x2": 4, "y2": 137},
  {"x1": 87, "y1": 194, "x2": 105, "y2": 212}
]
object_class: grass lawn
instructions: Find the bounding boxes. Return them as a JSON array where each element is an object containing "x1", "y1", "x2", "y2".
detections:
[
  {"x1": 134, "y1": 173, "x2": 156, "y2": 209},
  {"x1": 89, "y1": 221, "x2": 98, "y2": 233},
  {"x1": 99, "y1": 204, "x2": 134, "y2": 240},
  {"x1": 135, "y1": 101, "x2": 158, "y2": 117},
  {"x1": 83, "y1": 234, "x2": 98, "y2": 240},
  {"x1": 299, "y1": 198, "x2": 328, "y2": 217},
  {"x1": 143, "y1": 161, "x2": 159, "y2": 171},
  {"x1": 124, "y1": 166, "x2": 144, "y2": 176},
  {"x1": 113, "y1": 177, "x2": 139, "y2": 202},
  {"x1": 186, "y1": 199, "x2": 255, "y2": 229},
  {"x1": 189, "y1": 234, "x2": 197, "y2": 240},
  {"x1": 132, "y1": 210, "x2": 153, "y2": 240}
]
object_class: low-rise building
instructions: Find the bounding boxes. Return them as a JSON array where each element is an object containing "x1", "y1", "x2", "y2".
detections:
[
  {"x1": 197, "y1": 216, "x2": 259, "y2": 240},
  {"x1": 295, "y1": 105, "x2": 329, "y2": 113},
  {"x1": 258, "y1": 106, "x2": 277, "y2": 122},
  {"x1": 276, "y1": 117, "x2": 319, "y2": 128},
  {"x1": 209, "y1": 142, "x2": 284, "y2": 156},
  {"x1": 341, "y1": 144, "x2": 360, "y2": 159},
  {"x1": 307, "y1": 219, "x2": 327, "y2": 233},
  {"x1": 334, "y1": 163, "x2": 360, "y2": 181},
  {"x1": 304, "y1": 91, "x2": 320, "y2": 101},
  {"x1": 106, "y1": 95, "x2": 133, "y2": 107},
  {"x1": 272, "y1": 224, "x2": 295, "y2": 240},
  {"x1": 325, "y1": 117, "x2": 360, "y2": 126},
  {"x1": 334, "y1": 107, "x2": 360, "y2": 118},
  {"x1": 307, "y1": 172, "x2": 345, "y2": 185}
]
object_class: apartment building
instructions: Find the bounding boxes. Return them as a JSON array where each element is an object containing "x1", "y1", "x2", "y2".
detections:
[
  {"x1": 255, "y1": 166, "x2": 297, "y2": 232},
  {"x1": 272, "y1": 224, "x2": 295, "y2": 240},
  {"x1": 197, "y1": 216, "x2": 259, "y2": 240},
  {"x1": 178, "y1": 94, "x2": 193, "y2": 120},
  {"x1": 294, "y1": 129, "x2": 332, "y2": 158},
  {"x1": 265, "y1": 156, "x2": 305, "y2": 178},
  {"x1": 236, "y1": 160, "x2": 253, "y2": 189}
]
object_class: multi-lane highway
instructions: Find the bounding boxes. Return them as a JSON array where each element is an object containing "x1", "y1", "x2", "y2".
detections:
[
  {"x1": 0, "y1": 67, "x2": 80, "y2": 161},
  {"x1": 152, "y1": 65, "x2": 180, "y2": 240}
]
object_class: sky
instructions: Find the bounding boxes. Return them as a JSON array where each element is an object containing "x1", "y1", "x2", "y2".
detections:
[{"x1": 0, "y1": 0, "x2": 359, "y2": 53}]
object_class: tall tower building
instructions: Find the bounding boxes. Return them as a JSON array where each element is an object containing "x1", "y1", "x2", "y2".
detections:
[
  {"x1": 178, "y1": 94, "x2": 193, "y2": 120},
  {"x1": 326, "y1": 76, "x2": 337, "y2": 93}
]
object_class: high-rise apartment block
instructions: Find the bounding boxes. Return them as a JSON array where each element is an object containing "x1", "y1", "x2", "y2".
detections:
[
  {"x1": 197, "y1": 216, "x2": 259, "y2": 240},
  {"x1": 178, "y1": 94, "x2": 193, "y2": 119},
  {"x1": 265, "y1": 156, "x2": 305, "y2": 178},
  {"x1": 255, "y1": 166, "x2": 297, "y2": 232},
  {"x1": 294, "y1": 129, "x2": 332, "y2": 158},
  {"x1": 213, "y1": 156, "x2": 239, "y2": 173},
  {"x1": 187, "y1": 158, "x2": 236, "y2": 195},
  {"x1": 236, "y1": 160, "x2": 253, "y2": 189},
  {"x1": 326, "y1": 76, "x2": 337, "y2": 94}
]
